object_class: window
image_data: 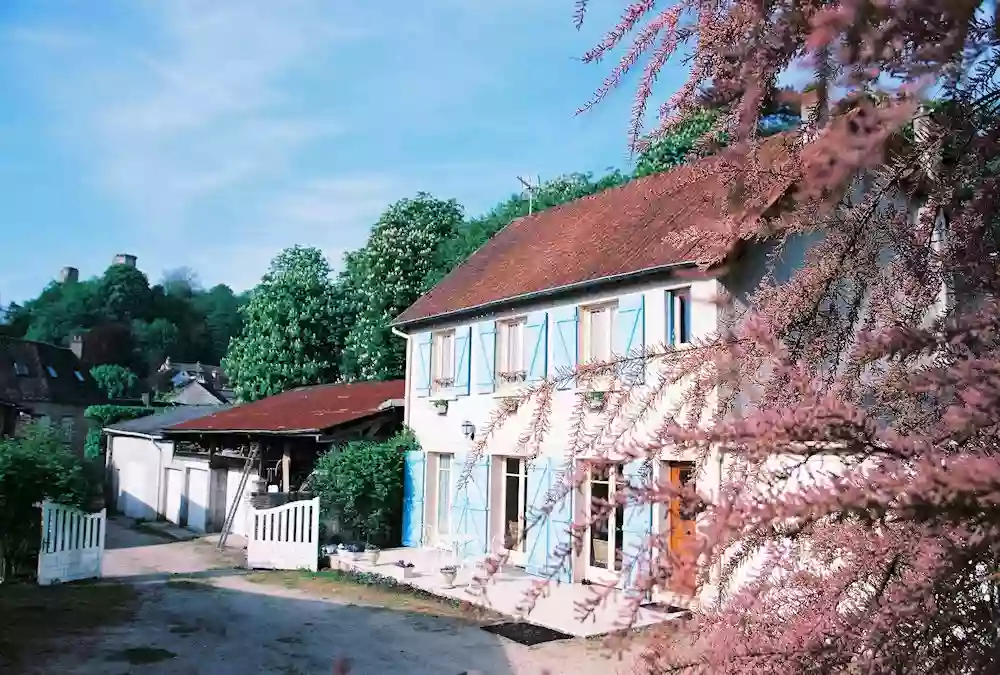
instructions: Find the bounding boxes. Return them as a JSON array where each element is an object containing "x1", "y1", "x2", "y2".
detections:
[
  {"x1": 60, "y1": 417, "x2": 75, "y2": 442},
  {"x1": 581, "y1": 303, "x2": 617, "y2": 363},
  {"x1": 668, "y1": 288, "x2": 691, "y2": 345},
  {"x1": 46, "y1": 366, "x2": 58, "y2": 378},
  {"x1": 38, "y1": 415, "x2": 51, "y2": 428},
  {"x1": 435, "y1": 454, "x2": 453, "y2": 536},
  {"x1": 12, "y1": 361, "x2": 28, "y2": 376},
  {"x1": 496, "y1": 317, "x2": 526, "y2": 387},
  {"x1": 431, "y1": 331, "x2": 455, "y2": 393},
  {"x1": 74, "y1": 370, "x2": 85, "y2": 382}
]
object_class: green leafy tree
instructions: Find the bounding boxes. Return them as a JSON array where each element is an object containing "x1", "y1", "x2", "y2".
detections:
[
  {"x1": 23, "y1": 279, "x2": 103, "y2": 345},
  {"x1": 339, "y1": 193, "x2": 464, "y2": 381},
  {"x1": 0, "y1": 425, "x2": 91, "y2": 580},
  {"x1": 192, "y1": 284, "x2": 244, "y2": 364},
  {"x1": 89, "y1": 364, "x2": 139, "y2": 400},
  {"x1": 311, "y1": 430, "x2": 411, "y2": 546},
  {"x1": 83, "y1": 404, "x2": 155, "y2": 459},
  {"x1": 633, "y1": 108, "x2": 725, "y2": 178},
  {"x1": 131, "y1": 317, "x2": 180, "y2": 373},
  {"x1": 99, "y1": 264, "x2": 151, "y2": 322},
  {"x1": 223, "y1": 246, "x2": 340, "y2": 401}
]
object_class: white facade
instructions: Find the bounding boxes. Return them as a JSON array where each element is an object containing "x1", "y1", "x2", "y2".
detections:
[{"x1": 106, "y1": 432, "x2": 257, "y2": 537}]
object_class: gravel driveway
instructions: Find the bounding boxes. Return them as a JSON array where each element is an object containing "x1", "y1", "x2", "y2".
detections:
[{"x1": 29, "y1": 519, "x2": 639, "y2": 675}]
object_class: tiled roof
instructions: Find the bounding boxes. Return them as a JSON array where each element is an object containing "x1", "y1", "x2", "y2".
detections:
[
  {"x1": 0, "y1": 338, "x2": 105, "y2": 407},
  {"x1": 395, "y1": 134, "x2": 798, "y2": 326},
  {"x1": 106, "y1": 405, "x2": 231, "y2": 438},
  {"x1": 166, "y1": 380, "x2": 405, "y2": 434}
]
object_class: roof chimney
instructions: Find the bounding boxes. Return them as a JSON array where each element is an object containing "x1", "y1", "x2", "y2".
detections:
[
  {"x1": 112, "y1": 253, "x2": 137, "y2": 268},
  {"x1": 59, "y1": 266, "x2": 79, "y2": 283}
]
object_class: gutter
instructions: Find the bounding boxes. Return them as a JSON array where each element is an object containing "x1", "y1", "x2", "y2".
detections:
[
  {"x1": 390, "y1": 326, "x2": 412, "y2": 428},
  {"x1": 392, "y1": 259, "x2": 700, "y2": 330}
]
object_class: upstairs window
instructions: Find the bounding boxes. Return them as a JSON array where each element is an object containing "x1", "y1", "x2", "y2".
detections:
[
  {"x1": 12, "y1": 361, "x2": 28, "y2": 376},
  {"x1": 496, "y1": 317, "x2": 526, "y2": 387},
  {"x1": 431, "y1": 330, "x2": 455, "y2": 393},
  {"x1": 581, "y1": 302, "x2": 617, "y2": 363},
  {"x1": 46, "y1": 366, "x2": 58, "y2": 378},
  {"x1": 667, "y1": 288, "x2": 691, "y2": 346},
  {"x1": 74, "y1": 370, "x2": 85, "y2": 382}
]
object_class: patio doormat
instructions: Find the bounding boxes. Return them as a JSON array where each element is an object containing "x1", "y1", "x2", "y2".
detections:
[{"x1": 481, "y1": 621, "x2": 573, "y2": 646}]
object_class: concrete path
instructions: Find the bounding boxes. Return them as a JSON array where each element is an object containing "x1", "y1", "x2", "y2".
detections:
[{"x1": 39, "y1": 519, "x2": 641, "y2": 675}]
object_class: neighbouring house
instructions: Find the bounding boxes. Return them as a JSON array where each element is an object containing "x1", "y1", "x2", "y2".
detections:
[
  {"x1": 167, "y1": 377, "x2": 232, "y2": 405},
  {"x1": 0, "y1": 337, "x2": 106, "y2": 454},
  {"x1": 105, "y1": 405, "x2": 231, "y2": 530},
  {"x1": 391, "y1": 115, "x2": 944, "y2": 606},
  {"x1": 150, "y1": 380, "x2": 405, "y2": 536},
  {"x1": 156, "y1": 357, "x2": 229, "y2": 393}
]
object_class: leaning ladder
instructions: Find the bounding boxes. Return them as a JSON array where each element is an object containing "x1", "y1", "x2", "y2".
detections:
[{"x1": 218, "y1": 444, "x2": 260, "y2": 550}]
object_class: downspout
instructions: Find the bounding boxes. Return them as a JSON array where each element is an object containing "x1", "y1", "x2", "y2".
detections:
[
  {"x1": 391, "y1": 326, "x2": 411, "y2": 428},
  {"x1": 153, "y1": 437, "x2": 167, "y2": 519}
]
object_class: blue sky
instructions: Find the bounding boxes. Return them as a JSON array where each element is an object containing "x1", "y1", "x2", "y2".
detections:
[{"x1": 0, "y1": 0, "x2": 689, "y2": 304}]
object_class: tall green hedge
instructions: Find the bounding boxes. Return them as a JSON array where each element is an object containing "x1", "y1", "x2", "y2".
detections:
[
  {"x1": 0, "y1": 424, "x2": 93, "y2": 581},
  {"x1": 312, "y1": 429, "x2": 416, "y2": 547}
]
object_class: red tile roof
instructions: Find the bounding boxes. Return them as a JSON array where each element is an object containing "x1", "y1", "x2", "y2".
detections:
[
  {"x1": 395, "y1": 134, "x2": 798, "y2": 326},
  {"x1": 166, "y1": 380, "x2": 405, "y2": 434}
]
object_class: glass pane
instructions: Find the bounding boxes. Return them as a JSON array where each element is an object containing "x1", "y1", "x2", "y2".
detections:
[
  {"x1": 613, "y1": 496, "x2": 625, "y2": 571},
  {"x1": 590, "y1": 478, "x2": 610, "y2": 569},
  {"x1": 504, "y1": 472, "x2": 521, "y2": 550},
  {"x1": 677, "y1": 291, "x2": 690, "y2": 343},
  {"x1": 505, "y1": 457, "x2": 519, "y2": 475},
  {"x1": 437, "y1": 457, "x2": 451, "y2": 535}
]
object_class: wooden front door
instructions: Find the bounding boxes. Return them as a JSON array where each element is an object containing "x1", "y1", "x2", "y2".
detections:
[{"x1": 666, "y1": 462, "x2": 697, "y2": 592}]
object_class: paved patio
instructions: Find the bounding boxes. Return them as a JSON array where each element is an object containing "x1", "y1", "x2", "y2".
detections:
[{"x1": 329, "y1": 546, "x2": 685, "y2": 638}]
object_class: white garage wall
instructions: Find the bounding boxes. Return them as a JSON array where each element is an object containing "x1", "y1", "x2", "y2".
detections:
[{"x1": 107, "y1": 434, "x2": 168, "y2": 521}]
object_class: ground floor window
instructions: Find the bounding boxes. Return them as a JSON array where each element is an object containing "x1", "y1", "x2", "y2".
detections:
[
  {"x1": 434, "y1": 453, "x2": 453, "y2": 538},
  {"x1": 502, "y1": 457, "x2": 528, "y2": 563},
  {"x1": 588, "y1": 463, "x2": 625, "y2": 574}
]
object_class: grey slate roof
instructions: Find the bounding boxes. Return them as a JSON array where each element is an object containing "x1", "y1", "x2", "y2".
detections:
[{"x1": 106, "y1": 405, "x2": 230, "y2": 438}]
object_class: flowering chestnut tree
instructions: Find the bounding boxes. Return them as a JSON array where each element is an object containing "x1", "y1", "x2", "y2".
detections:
[{"x1": 452, "y1": 3, "x2": 1000, "y2": 675}]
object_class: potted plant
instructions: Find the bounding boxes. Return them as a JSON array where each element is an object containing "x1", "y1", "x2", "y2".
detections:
[
  {"x1": 340, "y1": 542, "x2": 365, "y2": 563},
  {"x1": 395, "y1": 560, "x2": 416, "y2": 579},
  {"x1": 440, "y1": 564, "x2": 458, "y2": 588},
  {"x1": 431, "y1": 399, "x2": 449, "y2": 415},
  {"x1": 498, "y1": 370, "x2": 526, "y2": 385},
  {"x1": 584, "y1": 390, "x2": 606, "y2": 411}
]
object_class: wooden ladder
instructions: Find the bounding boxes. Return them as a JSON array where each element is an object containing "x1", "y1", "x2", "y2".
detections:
[{"x1": 217, "y1": 444, "x2": 260, "y2": 550}]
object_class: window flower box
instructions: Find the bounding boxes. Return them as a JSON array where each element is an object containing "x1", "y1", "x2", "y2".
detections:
[
  {"x1": 498, "y1": 370, "x2": 527, "y2": 385},
  {"x1": 583, "y1": 390, "x2": 607, "y2": 411},
  {"x1": 431, "y1": 399, "x2": 449, "y2": 415}
]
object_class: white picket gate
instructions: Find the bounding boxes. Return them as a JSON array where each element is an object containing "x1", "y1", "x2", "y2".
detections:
[
  {"x1": 37, "y1": 500, "x2": 106, "y2": 586},
  {"x1": 246, "y1": 497, "x2": 319, "y2": 572}
]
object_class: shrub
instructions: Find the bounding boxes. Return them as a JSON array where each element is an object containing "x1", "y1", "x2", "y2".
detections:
[
  {"x1": 89, "y1": 364, "x2": 139, "y2": 399},
  {"x1": 0, "y1": 424, "x2": 93, "y2": 581},
  {"x1": 312, "y1": 429, "x2": 413, "y2": 547}
]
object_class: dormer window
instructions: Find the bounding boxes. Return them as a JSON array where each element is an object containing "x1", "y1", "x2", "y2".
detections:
[
  {"x1": 74, "y1": 370, "x2": 85, "y2": 382},
  {"x1": 46, "y1": 366, "x2": 58, "y2": 378},
  {"x1": 12, "y1": 362, "x2": 28, "y2": 376}
]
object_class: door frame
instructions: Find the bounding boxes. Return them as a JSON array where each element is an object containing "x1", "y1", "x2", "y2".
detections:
[
  {"x1": 653, "y1": 460, "x2": 698, "y2": 605},
  {"x1": 583, "y1": 462, "x2": 625, "y2": 587},
  {"x1": 497, "y1": 456, "x2": 528, "y2": 566}
]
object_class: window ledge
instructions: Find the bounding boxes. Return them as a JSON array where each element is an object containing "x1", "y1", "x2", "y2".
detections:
[
  {"x1": 492, "y1": 388, "x2": 525, "y2": 399},
  {"x1": 429, "y1": 392, "x2": 459, "y2": 403}
]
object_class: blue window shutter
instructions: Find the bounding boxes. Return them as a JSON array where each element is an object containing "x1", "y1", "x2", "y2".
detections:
[
  {"x1": 551, "y1": 306, "x2": 579, "y2": 390},
  {"x1": 455, "y1": 454, "x2": 490, "y2": 555},
  {"x1": 415, "y1": 333, "x2": 432, "y2": 397},
  {"x1": 683, "y1": 290, "x2": 692, "y2": 343},
  {"x1": 614, "y1": 293, "x2": 646, "y2": 385},
  {"x1": 402, "y1": 451, "x2": 426, "y2": 546},
  {"x1": 525, "y1": 311, "x2": 548, "y2": 383},
  {"x1": 524, "y1": 460, "x2": 551, "y2": 577},
  {"x1": 548, "y1": 460, "x2": 574, "y2": 583},
  {"x1": 621, "y1": 460, "x2": 654, "y2": 591},
  {"x1": 454, "y1": 326, "x2": 471, "y2": 396},
  {"x1": 474, "y1": 321, "x2": 497, "y2": 394},
  {"x1": 666, "y1": 291, "x2": 675, "y2": 346}
]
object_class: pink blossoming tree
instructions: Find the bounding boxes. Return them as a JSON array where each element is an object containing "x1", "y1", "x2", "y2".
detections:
[{"x1": 463, "y1": 2, "x2": 1000, "y2": 674}]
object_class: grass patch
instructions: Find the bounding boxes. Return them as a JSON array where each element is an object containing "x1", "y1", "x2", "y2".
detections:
[
  {"x1": 107, "y1": 646, "x2": 176, "y2": 665},
  {"x1": 0, "y1": 582, "x2": 139, "y2": 673},
  {"x1": 247, "y1": 569, "x2": 503, "y2": 624},
  {"x1": 164, "y1": 578, "x2": 214, "y2": 591}
]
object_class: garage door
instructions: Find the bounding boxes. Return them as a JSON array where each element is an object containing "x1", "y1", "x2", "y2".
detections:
[
  {"x1": 186, "y1": 468, "x2": 209, "y2": 533},
  {"x1": 164, "y1": 468, "x2": 184, "y2": 525}
]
